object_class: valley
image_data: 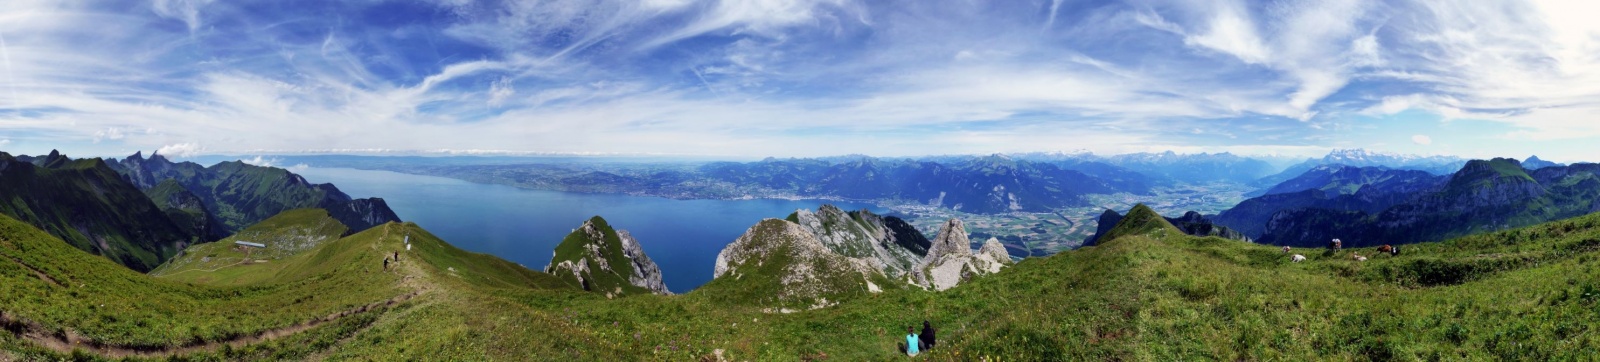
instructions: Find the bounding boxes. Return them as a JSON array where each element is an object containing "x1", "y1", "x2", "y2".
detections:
[{"x1": 888, "y1": 182, "x2": 1256, "y2": 256}]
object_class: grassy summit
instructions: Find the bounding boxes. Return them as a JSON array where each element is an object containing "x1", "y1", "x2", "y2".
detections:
[{"x1": 4, "y1": 205, "x2": 1600, "y2": 360}]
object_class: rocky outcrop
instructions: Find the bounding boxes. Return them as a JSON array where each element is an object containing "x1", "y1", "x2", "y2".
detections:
[
  {"x1": 546, "y1": 216, "x2": 671, "y2": 296},
  {"x1": 912, "y1": 219, "x2": 1011, "y2": 291},
  {"x1": 714, "y1": 219, "x2": 884, "y2": 309},
  {"x1": 711, "y1": 206, "x2": 1011, "y2": 305},
  {"x1": 321, "y1": 198, "x2": 401, "y2": 234},
  {"x1": 1167, "y1": 211, "x2": 1252, "y2": 242},
  {"x1": 617, "y1": 230, "x2": 668, "y2": 294},
  {"x1": 1083, "y1": 209, "x2": 1125, "y2": 247},
  {"x1": 790, "y1": 205, "x2": 927, "y2": 278}
]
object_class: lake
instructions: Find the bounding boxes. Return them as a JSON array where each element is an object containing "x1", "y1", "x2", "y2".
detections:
[{"x1": 294, "y1": 167, "x2": 883, "y2": 293}]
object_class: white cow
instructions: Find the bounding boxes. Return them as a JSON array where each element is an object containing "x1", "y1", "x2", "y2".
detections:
[{"x1": 1291, "y1": 254, "x2": 1306, "y2": 263}]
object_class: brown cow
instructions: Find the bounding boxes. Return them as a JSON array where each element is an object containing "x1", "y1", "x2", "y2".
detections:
[{"x1": 1377, "y1": 244, "x2": 1399, "y2": 256}]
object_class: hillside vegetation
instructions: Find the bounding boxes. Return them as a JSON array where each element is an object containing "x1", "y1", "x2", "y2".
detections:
[{"x1": 4, "y1": 204, "x2": 1600, "y2": 360}]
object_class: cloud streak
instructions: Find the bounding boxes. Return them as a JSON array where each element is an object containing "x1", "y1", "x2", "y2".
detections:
[{"x1": 0, "y1": 0, "x2": 1595, "y2": 161}]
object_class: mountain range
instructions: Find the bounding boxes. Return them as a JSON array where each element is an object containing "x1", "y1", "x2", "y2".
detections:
[
  {"x1": 1215, "y1": 158, "x2": 1600, "y2": 248},
  {"x1": 5, "y1": 149, "x2": 1600, "y2": 359},
  {"x1": 0, "y1": 150, "x2": 399, "y2": 272},
  {"x1": 1257, "y1": 149, "x2": 1466, "y2": 187}
]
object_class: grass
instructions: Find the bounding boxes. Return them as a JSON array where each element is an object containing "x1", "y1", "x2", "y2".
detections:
[
  {"x1": 150, "y1": 209, "x2": 350, "y2": 286},
  {"x1": 4, "y1": 204, "x2": 1600, "y2": 360},
  {"x1": 0, "y1": 216, "x2": 405, "y2": 351},
  {"x1": 548, "y1": 216, "x2": 650, "y2": 295}
]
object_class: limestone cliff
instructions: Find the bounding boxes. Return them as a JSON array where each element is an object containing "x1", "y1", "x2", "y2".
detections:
[
  {"x1": 713, "y1": 219, "x2": 886, "y2": 310},
  {"x1": 790, "y1": 205, "x2": 927, "y2": 278},
  {"x1": 546, "y1": 216, "x2": 671, "y2": 296},
  {"x1": 912, "y1": 219, "x2": 1011, "y2": 291}
]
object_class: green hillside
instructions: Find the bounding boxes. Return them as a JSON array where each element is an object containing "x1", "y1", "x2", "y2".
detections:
[
  {"x1": 0, "y1": 153, "x2": 198, "y2": 272},
  {"x1": 547, "y1": 216, "x2": 646, "y2": 295},
  {"x1": 4, "y1": 204, "x2": 1600, "y2": 360},
  {"x1": 150, "y1": 209, "x2": 351, "y2": 286},
  {"x1": 112, "y1": 153, "x2": 401, "y2": 235}
]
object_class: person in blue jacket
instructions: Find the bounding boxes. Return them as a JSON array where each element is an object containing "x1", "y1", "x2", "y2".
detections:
[{"x1": 896, "y1": 326, "x2": 920, "y2": 356}]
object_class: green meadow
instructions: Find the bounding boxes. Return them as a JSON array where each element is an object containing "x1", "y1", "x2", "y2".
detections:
[{"x1": 3, "y1": 204, "x2": 1599, "y2": 360}]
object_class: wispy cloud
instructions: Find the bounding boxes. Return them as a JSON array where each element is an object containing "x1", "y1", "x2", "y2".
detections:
[{"x1": 0, "y1": 0, "x2": 1595, "y2": 161}]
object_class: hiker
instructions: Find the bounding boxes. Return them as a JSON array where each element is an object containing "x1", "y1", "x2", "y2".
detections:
[
  {"x1": 919, "y1": 320, "x2": 937, "y2": 350},
  {"x1": 895, "y1": 326, "x2": 919, "y2": 356},
  {"x1": 394, "y1": 251, "x2": 400, "y2": 261},
  {"x1": 383, "y1": 257, "x2": 389, "y2": 270}
]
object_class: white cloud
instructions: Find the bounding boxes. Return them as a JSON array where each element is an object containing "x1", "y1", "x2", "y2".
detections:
[
  {"x1": 0, "y1": 139, "x2": 10, "y2": 147},
  {"x1": 149, "y1": 0, "x2": 214, "y2": 32},
  {"x1": 92, "y1": 127, "x2": 125, "y2": 143},
  {"x1": 487, "y1": 77, "x2": 515, "y2": 107},
  {"x1": 1184, "y1": 2, "x2": 1268, "y2": 64},
  {"x1": 2, "y1": 0, "x2": 1597, "y2": 161},
  {"x1": 1411, "y1": 134, "x2": 1432, "y2": 145},
  {"x1": 240, "y1": 155, "x2": 279, "y2": 167},
  {"x1": 156, "y1": 143, "x2": 204, "y2": 158}
]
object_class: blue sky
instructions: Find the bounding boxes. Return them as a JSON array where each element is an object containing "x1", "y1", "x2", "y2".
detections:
[{"x1": 1, "y1": 0, "x2": 1598, "y2": 162}]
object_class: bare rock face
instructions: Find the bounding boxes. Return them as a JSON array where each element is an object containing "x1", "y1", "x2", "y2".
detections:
[
  {"x1": 912, "y1": 219, "x2": 1010, "y2": 291},
  {"x1": 617, "y1": 230, "x2": 669, "y2": 294},
  {"x1": 711, "y1": 207, "x2": 1012, "y2": 306},
  {"x1": 791, "y1": 205, "x2": 926, "y2": 278},
  {"x1": 972, "y1": 237, "x2": 1013, "y2": 274},
  {"x1": 714, "y1": 219, "x2": 884, "y2": 309},
  {"x1": 546, "y1": 216, "x2": 671, "y2": 296}
]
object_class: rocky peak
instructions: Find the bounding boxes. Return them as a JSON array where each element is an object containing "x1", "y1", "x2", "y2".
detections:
[
  {"x1": 912, "y1": 218, "x2": 1012, "y2": 291},
  {"x1": 927, "y1": 218, "x2": 973, "y2": 260},
  {"x1": 1523, "y1": 155, "x2": 1563, "y2": 170},
  {"x1": 791, "y1": 205, "x2": 926, "y2": 277},
  {"x1": 713, "y1": 218, "x2": 884, "y2": 309},
  {"x1": 976, "y1": 238, "x2": 1012, "y2": 267},
  {"x1": 546, "y1": 216, "x2": 671, "y2": 296}
]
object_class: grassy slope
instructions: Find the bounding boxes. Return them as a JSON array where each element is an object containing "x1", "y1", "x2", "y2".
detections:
[
  {"x1": 0, "y1": 157, "x2": 193, "y2": 272},
  {"x1": 150, "y1": 209, "x2": 350, "y2": 286},
  {"x1": 6, "y1": 205, "x2": 1600, "y2": 360},
  {"x1": 0, "y1": 213, "x2": 402, "y2": 350}
]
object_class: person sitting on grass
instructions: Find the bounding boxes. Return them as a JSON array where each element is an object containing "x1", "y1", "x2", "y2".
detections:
[
  {"x1": 919, "y1": 320, "x2": 936, "y2": 350},
  {"x1": 897, "y1": 326, "x2": 920, "y2": 356}
]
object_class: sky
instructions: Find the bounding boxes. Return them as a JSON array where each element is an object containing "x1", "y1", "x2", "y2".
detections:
[{"x1": 1, "y1": 0, "x2": 1598, "y2": 162}]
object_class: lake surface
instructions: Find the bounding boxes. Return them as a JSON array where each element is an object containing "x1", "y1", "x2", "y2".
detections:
[{"x1": 294, "y1": 167, "x2": 883, "y2": 293}]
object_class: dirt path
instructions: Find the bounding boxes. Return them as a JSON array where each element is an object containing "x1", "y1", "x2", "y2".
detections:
[
  {"x1": 1, "y1": 223, "x2": 437, "y2": 359},
  {"x1": 1, "y1": 254, "x2": 61, "y2": 287}
]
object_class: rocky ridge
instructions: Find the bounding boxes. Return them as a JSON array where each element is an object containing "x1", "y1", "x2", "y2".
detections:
[
  {"x1": 711, "y1": 205, "x2": 1012, "y2": 307},
  {"x1": 713, "y1": 219, "x2": 882, "y2": 310},
  {"x1": 790, "y1": 205, "x2": 927, "y2": 277},
  {"x1": 912, "y1": 219, "x2": 1012, "y2": 291},
  {"x1": 546, "y1": 216, "x2": 671, "y2": 296}
]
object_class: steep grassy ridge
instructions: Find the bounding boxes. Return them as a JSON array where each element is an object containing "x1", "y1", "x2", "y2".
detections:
[
  {"x1": 0, "y1": 155, "x2": 196, "y2": 272},
  {"x1": 5, "y1": 206, "x2": 1600, "y2": 360},
  {"x1": 0, "y1": 213, "x2": 404, "y2": 351}
]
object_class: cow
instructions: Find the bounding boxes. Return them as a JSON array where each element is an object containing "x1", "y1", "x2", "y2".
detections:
[
  {"x1": 1350, "y1": 252, "x2": 1367, "y2": 262},
  {"x1": 1330, "y1": 238, "x2": 1343, "y2": 251},
  {"x1": 1283, "y1": 246, "x2": 1292, "y2": 253},
  {"x1": 1376, "y1": 244, "x2": 1399, "y2": 256},
  {"x1": 1291, "y1": 254, "x2": 1307, "y2": 263}
]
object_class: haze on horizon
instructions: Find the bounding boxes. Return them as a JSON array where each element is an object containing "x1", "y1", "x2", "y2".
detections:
[{"x1": 2, "y1": 0, "x2": 1599, "y2": 162}]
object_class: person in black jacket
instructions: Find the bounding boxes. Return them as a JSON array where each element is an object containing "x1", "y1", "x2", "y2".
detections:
[{"x1": 919, "y1": 320, "x2": 936, "y2": 350}]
